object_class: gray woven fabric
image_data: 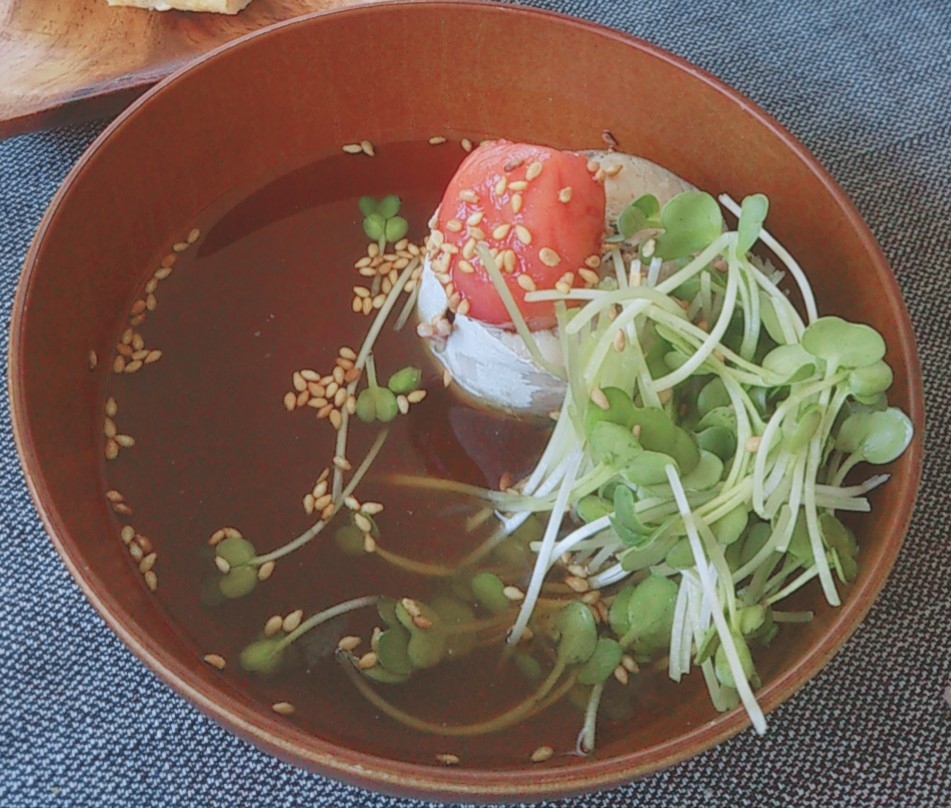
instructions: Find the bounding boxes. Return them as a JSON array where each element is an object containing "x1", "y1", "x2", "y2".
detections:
[{"x1": 2, "y1": 1, "x2": 949, "y2": 805}]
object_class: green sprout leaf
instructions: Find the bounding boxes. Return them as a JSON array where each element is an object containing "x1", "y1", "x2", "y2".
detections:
[
  {"x1": 617, "y1": 194, "x2": 660, "y2": 239},
  {"x1": 801, "y1": 316, "x2": 886, "y2": 370},
  {"x1": 736, "y1": 194, "x2": 769, "y2": 255},
  {"x1": 240, "y1": 638, "x2": 285, "y2": 674},
  {"x1": 553, "y1": 602, "x2": 599, "y2": 665},
  {"x1": 652, "y1": 191, "x2": 723, "y2": 261}
]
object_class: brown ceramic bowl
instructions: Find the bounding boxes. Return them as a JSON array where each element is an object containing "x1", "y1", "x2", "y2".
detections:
[{"x1": 9, "y1": 1, "x2": 924, "y2": 802}]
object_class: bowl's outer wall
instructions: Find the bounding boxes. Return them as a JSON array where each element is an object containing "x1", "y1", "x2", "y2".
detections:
[{"x1": 9, "y1": 1, "x2": 923, "y2": 802}]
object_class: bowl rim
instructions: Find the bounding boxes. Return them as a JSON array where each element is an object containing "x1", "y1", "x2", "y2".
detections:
[{"x1": 9, "y1": 0, "x2": 926, "y2": 801}]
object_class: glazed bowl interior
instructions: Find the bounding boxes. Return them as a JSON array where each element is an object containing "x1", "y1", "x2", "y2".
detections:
[{"x1": 9, "y1": 1, "x2": 923, "y2": 802}]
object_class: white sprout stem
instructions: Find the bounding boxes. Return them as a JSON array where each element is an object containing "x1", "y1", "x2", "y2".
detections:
[
  {"x1": 669, "y1": 573, "x2": 694, "y2": 682},
  {"x1": 477, "y1": 243, "x2": 563, "y2": 378},
  {"x1": 508, "y1": 451, "x2": 584, "y2": 645},
  {"x1": 332, "y1": 261, "x2": 416, "y2": 500},
  {"x1": 747, "y1": 259, "x2": 804, "y2": 342},
  {"x1": 278, "y1": 594, "x2": 380, "y2": 648},
  {"x1": 563, "y1": 285, "x2": 680, "y2": 336},
  {"x1": 252, "y1": 429, "x2": 389, "y2": 565},
  {"x1": 645, "y1": 256, "x2": 663, "y2": 287},
  {"x1": 578, "y1": 682, "x2": 605, "y2": 754},
  {"x1": 718, "y1": 194, "x2": 817, "y2": 323},
  {"x1": 819, "y1": 473, "x2": 890, "y2": 499},
  {"x1": 666, "y1": 464, "x2": 767, "y2": 734},
  {"x1": 765, "y1": 566, "x2": 820, "y2": 606},
  {"x1": 610, "y1": 247, "x2": 627, "y2": 288},
  {"x1": 803, "y1": 435, "x2": 841, "y2": 606},
  {"x1": 649, "y1": 249, "x2": 739, "y2": 391},
  {"x1": 655, "y1": 232, "x2": 733, "y2": 297},
  {"x1": 546, "y1": 515, "x2": 613, "y2": 566},
  {"x1": 392, "y1": 275, "x2": 422, "y2": 331}
]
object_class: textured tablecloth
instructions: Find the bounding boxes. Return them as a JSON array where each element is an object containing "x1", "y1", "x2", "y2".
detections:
[{"x1": 2, "y1": 1, "x2": 949, "y2": 805}]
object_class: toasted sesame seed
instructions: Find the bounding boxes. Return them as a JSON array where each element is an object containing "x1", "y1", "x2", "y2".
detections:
[
  {"x1": 590, "y1": 388, "x2": 610, "y2": 410},
  {"x1": 131, "y1": 299, "x2": 146, "y2": 316},
  {"x1": 208, "y1": 528, "x2": 226, "y2": 546},
  {"x1": 103, "y1": 417, "x2": 117, "y2": 438},
  {"x1": 115, "y1": 434, "x2": 135, "y2": 448},
  {"x1": 282, "y1": 609, "x2": 303, "y2": 633},
  {"x1": 272, "y1": 702, "x2": 295, "y2": 716},
  {"x1": 112, "y1": 502, "x2": 132, "y2": 516},
  {"x1": 112, "y1": 355, "x2": 125, "y2": 374},
  {"x1": 396, "y1": 394, "x2": 409, "y2": 415},
  {"x1": 511, "y1": 193, "x2": 523, "y2": 213},
  {"x1": 123, "y1": 359, "x2": 143, "y2": 374},
  {"x1": 203, "y1": 653, "x2": 226, "y2": 670},
  {"x1": 456, "y1": 298, "x2": 471, "y2": 317},
  {"x1": 214, "y1": 555, "x2": 231, "y2": 574},
  {"x1": 353, "y1": 512, "x2": 372, "y2": 533},
  {"x1": 555, "y1": 281, "x2": 572, "y2": 295},
  {"x1": 503, "y1": 586, "x2": 525, "y2": 601},
  {"x1": 406, "y1": 389, "x2": 427, "y2": 404},
  {"x1": 525, "y1": 161, "x2": 543, "y2": 181},
  {"x1": 342, "y1": 143, "x2": 363, "y2": 154},
  {"x1": 516, "y1": 274, "x2": 536, "y2": 292},
  {"x1": 120, "y1": 525, "x2": 135, "y2": 545},
  {"x1": 314, "y1": 493, "x2": 333, "y2": 511},
  {"x1": 622, "y1": 654, "x2": 639, "y2": 673},
  {"x1": 494, "y1": 176, "x2": 507, "y2": 196},
  {"x1": 104, "y1": 439, "x2": 119, "y2": 460},
  {"x1": 514, "y1": 225, "x2": 532, "y2": 245},
  {"x1": 363, "y1": 533, "x2": 377, "y2": 553},
  {"x1": 508, "y1": 180, "x2": 528, "y2": 192},
  {"x1": 337, "y1": 635, "x2": 361, "y2": 652},
  {"x1": 360, "y1": 140, "x2": 375, "y2": 156},
  {"x1": 136, "y1": 535, "x2": 154, "y2": 554},
  {"x1": 154, "y1": 265, "x2": 173, "y2": 280},
  {"x1": 582, "y1": 590, "x2": 601, "y2": 605},
  {"x1": 614, "y1": 665, "x2": 630, "y2": 685},
  {"x1": 257, "y1": 561, "x2": 275, "y2": 581},
  {"x1": 466, "y1": 211, "x2": 485, "y2": 227},
  {"x1": 428, "y1": 135, "x2": 447, "y2": 145},
  {"x1": 222, "y1": 527, "x2": 242, "y2": 541},
  {"x1": 145, "y1": 278, "x2": 158, "y2": 294},
  {"x1": 265, "y1": 615, "x2": 284, "y2": 636},
  {"x1": 345, "y1": 395, "x2": 357, "y2": 415},
  {"x1": 565, "y1": 575, "x2": 590, "y2": 593},
  {"x1": 538, "y1": 247, "x2": 561, "y2": 267},
  {"x1": 357, "y1": 651, "x2": 378, "y2": 670},
  {"x1": 436, "y1": 753, "x2": 460, "y2": 766},
  {"x1": 491, "y1": 224, "x2": 511, "y2": 240},
  {"x1": 333, "y1": 455, "x2": 352, "y2": 472},
  {"x1": 579, "y1": 268, "x2": 600, "y2": 286},
  {"x1": 283, "y1": 392, "x2": 297, "y2": 411},
  {"x1": 442, "y1": 368, "x2": 453, "y2": 387},
  {"x1": 558, "y1": 187, "x2": 572, "y2": 203},
  {"x1": 144, "y1": 570, "x2": 158, "y2": 591},
  {"x1": 344, "y1": 495, "x2": 361, "y2": 511},
  {"x1": 129, "y1": 542, "x2": 144, "y2": 562},
  {"x1": 458, "y1": 189, "x2": 479, "y2": 203},
  {"x1": 468, "y1": 226, "x2": 485, "y2": 241},
  {"x1": 586, "y1": 159, "x2": 599, "y2": 174},
  {"x1": 362, "y1": 501, "x2": 384, "y2": 515},
  {"x1": 87, "y1": 350, "x2": 98, "y2": 370},
  {"x1": 503, "y1": 249, "x2": 517, "y2": 273},
  {"x1": 461, "y1": 137, "x2": 473, "y2": 152},
  {"x1": 139, "y1": 553, "x2": 157, "y2": 573},
  {"x1": 172, "y1": 241, "x2": 189, "y2": 253},
  {"x1": 613, "y1": 328, "x2": 627, "y2": 352},
  {"x1": 296, "y1": 390, "x2": 309, "y2": 407},
  {"x1": 445, "y1": 218, "x2": 463, "y2": 233},
  {"x1": 746, "y1": 436, "x2": 763, "y2": 452},
  {"x1": 413, "y1": 614, "x2": 434, "y2": 630},
  {"x1": 457, "y1": 259, "x2": 475, "y2": 274},
  {"x1": 531, "y1": 745, "x2": 554, "y2": 763}
]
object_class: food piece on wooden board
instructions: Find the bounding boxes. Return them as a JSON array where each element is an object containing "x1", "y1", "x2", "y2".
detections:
[{"x1": 106, "y1": 0, "x2": 252, "y2": 14}]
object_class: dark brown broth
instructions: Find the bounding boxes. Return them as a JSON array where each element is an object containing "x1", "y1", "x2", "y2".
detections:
[{"x1": 99, "y1": 141, "x2": 705, "y2": 768}]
